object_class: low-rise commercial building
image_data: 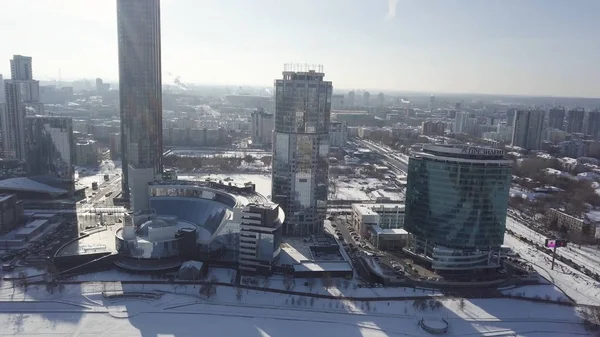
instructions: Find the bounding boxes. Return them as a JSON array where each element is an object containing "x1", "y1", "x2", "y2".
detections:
[
  {"x1": 239, "y1": 203, "x2": 284, "y2": 275},
  {"x1": 351, "y1": 203, "x2": 405, "y2": 235}
]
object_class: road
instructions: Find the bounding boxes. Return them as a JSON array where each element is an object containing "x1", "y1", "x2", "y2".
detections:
[{"x1": 331, "y1": 216, "x2": 374, "y2": 283}]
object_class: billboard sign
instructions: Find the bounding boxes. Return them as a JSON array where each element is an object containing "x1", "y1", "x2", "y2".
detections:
[{"x1": 545, "y1": 239, "x2": 567, "y2": 248}]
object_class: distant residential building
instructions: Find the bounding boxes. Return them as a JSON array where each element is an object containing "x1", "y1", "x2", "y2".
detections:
[
  {"x1": 8, "y1": 55, "x2": 43, "y2": 116},
  {"x1": 238, "y1": 203, "x2": 284, "y2": 275},
  {"x1": 454, "y1": 111, "x2": 469, "y2": 133},
  {"x1": 421, "y1": 121, "x2": 445, "y2": 136},
  {"x1": 548, "y1": 208, "x2": 595, "y2": 236},
  {"x1": 24, "y1": 116, "x2": 75, "y2": 181},
  {"x1": 558, "y1": 139, "x2": 586, "y2": 158},
  {"x1": 587, "y1": 110, "x2": 600, "y2": 141},
  {"x1": 271, "y1": 65, "x2": 332, "y2": 236},
  {"x1": 10, "y1": 55, "x2": 32, "y2": 81},
  {"x1": 250, "y1": 108, "x2": 274, "y2": 147},
  {"x1": 329, "y1": 121, "x2": 348, "y2": 148},
  {"x1": 377, "y1": 92, "x2": 385, "y2": 107},
  {"x1": 347, "y1": 91, "x2": 355, "y2": 107},
  {"x1": 0, "y1": 194, "x2": 23, "y2": 235},
  {"x1": 95, "y1": 78, "x2": 110, "y2": 93},
  {"x1": 331, "y1": 94, "x2": 345, "y2": 109},
  {"x1": 548, "y1": 107, "x2": 565, "y2": 130},
  {"x1": 546, "y1": 128, "x2": 568, "y2": 143},
  {"x1": 506, "y1": 109, "x2": 516, "y2": 127},
  {"x1": 109, "y1": 132, "x2": 121, "y2": 159},
  {"x1": 566, "y1": 108, "x2": 585, "y2": 134},
  {"x1": 74, "y1": 135, "x2": 99, "y2": 166},
  {"x1": 512, "y1": 110, "x2": 544, "y2": 150},
  {"x1": 363, "y1": 91, "x2": 370, "y2": 106}
]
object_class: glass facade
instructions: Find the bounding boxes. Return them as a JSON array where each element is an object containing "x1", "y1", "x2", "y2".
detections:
[
  {"x1": 272, "y1": 69, "x2": 332, "y2": 236},
  {"x1": 117, "y1": 0, "x2": 163, "y2": 198},
  {"x1": 1, "y1": 81, "x2": 25, "y2": 159},
  {"x1": 24, "y1": 116, "x2": 74, "y2": 181},
  {"x1": 404, "y1": 146, "x2": 512, "y2": 251}
]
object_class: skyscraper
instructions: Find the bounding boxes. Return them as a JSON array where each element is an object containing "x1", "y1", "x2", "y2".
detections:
[
  {"x1": 250, "y1": 108, "x2": 274, "y2": 147},
  {"x1": 566, "y1": 108, "x2": 585, "y2": 134},
  {"x1": 377, "y1": 92, "x2": 384, "y2": 107},
  {"x1": 8, "y1": 55, "x2": 42, "y2": 115},
  {"x1": 454, "y1": 111, "x2": 469, "y2": 133},
  {"x1": 117, "y1": 0, "x2": 163, "y2": 211},
  {"x1": 271, "y1": 65, "x2": 332, "y2": 236},
  {"x1": 548, "y1": 107, "x2": 565, "y2": 130},
  {"x1": 347, "y1": 91, "x2": 355, "y2": 107},
  {"x1": 587, "y1": 110, "x2": 600, "y2": 141},
  {"x1": 363, "y1": 91, "x2": 370, "y2": 106},
  {"x1": 2, "y1": 81, "x2": 25, "y2": 159},
  {"x1": 10, "y1": 55, "x2": 32, "y2": 81},
  {"x1": 511, "y1": 110, "x2": 544, "y2": 150},
  {"x1": 404, "y1": 144, "x2": 512, "y2": 272},
  {"x1": 24, "y1": 116, "x2": 75, "y2": 181}
]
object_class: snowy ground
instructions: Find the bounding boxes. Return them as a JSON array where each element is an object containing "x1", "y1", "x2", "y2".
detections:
[
  {"x1": 177, "y1": 173, "x2": 405, "y2": 203},
  {"x1": 0, "y1": 280, "x2": 588, "y2": 337},
  {"x1": 506, "y1": 216, "x2": 600, "y2": 275},
  {"x1": 254, "y1": 274, "x2": 442, "y2": 299},
  {"x1": 499, "y1": 284, "x2": 569, "y2": 302},
  {"x1": 332, "y1": 177, "x2": 404, "y2": 201},
  {"x1": 504, "y1": 233, "x2": 600, "y2": 306}
]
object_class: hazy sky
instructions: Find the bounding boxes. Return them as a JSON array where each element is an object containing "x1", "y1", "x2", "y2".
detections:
[{"x1": 0, "y1": 0, "x2": 598, "y2": 97}]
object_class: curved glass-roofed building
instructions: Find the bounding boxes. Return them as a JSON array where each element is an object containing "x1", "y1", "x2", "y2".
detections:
[
  {"x1": 404, "y1": 145, "x2": 512, "y2": 273},
  {"x1": 55, "y1": 179, "x2": 284, "y2": 273},
  {"x1": 113, "y1": 179, "x2": 283, "y2": 270}
]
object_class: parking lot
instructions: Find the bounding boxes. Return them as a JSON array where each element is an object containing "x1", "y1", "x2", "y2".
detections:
[{"x1": 329, "y1": 214, "x2": 442, "y2": 283}]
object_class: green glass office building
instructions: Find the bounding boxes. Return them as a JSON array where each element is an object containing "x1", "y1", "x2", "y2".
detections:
[{"x1": 404, "y1": 145, "x2": 512, "y2": 272}]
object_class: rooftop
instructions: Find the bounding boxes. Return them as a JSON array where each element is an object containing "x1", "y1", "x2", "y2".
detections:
[
  {"x1": 0, "y1": 177, "x2": 67, "y2": 195},
  {"x1": 16, "y1": 219, "x2": 48, "y2": 236},
  {"x1": 293, "y1": 261, "x2": 353, "y2": 273},
  {"x1": 371, "y1": 225, "x2": 408, "y2": 235}
]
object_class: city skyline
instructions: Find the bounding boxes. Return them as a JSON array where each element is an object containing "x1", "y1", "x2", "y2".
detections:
[{"x1": 0, "y1": 0, "x2": 598, "y2": 97}]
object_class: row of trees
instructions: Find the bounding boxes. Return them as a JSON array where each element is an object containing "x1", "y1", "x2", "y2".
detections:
[{"x1": 162, "y1": 154, "x2": 271, "y2": 171}]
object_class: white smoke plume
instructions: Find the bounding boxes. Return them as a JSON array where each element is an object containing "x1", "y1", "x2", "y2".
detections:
[{"x1": 386, "y1": 0, "x2": 399, "y2": 19}]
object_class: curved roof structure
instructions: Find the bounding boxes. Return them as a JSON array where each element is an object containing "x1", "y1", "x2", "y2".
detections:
[{"x1": 0, "y1": 177, "x2": 67, "y2": 195}]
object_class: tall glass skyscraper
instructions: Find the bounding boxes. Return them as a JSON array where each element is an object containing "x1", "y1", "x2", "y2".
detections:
[
  {"x1": 404, "y1": 145, "x2": 512, "y2": 272},
  {"x1": 117, "y1": 0, "x2": 163, "y2": 211},
  {"x1": 1, "y1": 81, "x2": 25, "y2": 160},
  {"x1": 271, "y1": 65, "x2": 332, "y2": 236},
  {"x1": 24, "y1": 116, "x2": 75, "y2": 181}
]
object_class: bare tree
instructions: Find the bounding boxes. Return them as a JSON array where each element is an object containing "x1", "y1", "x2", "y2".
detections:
[
  {"x1": 307, "y1": 278, "x2": 315, "y2": 292},
  {"x1": 283, "y1": 274, "x2": 294, "y2": 291},
  {"x1": 236, "y1": 287, "x2": 243, "y2": 302},
  {"x1": 458, "y1": 298, "x2": 466, "y2": 311}
]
